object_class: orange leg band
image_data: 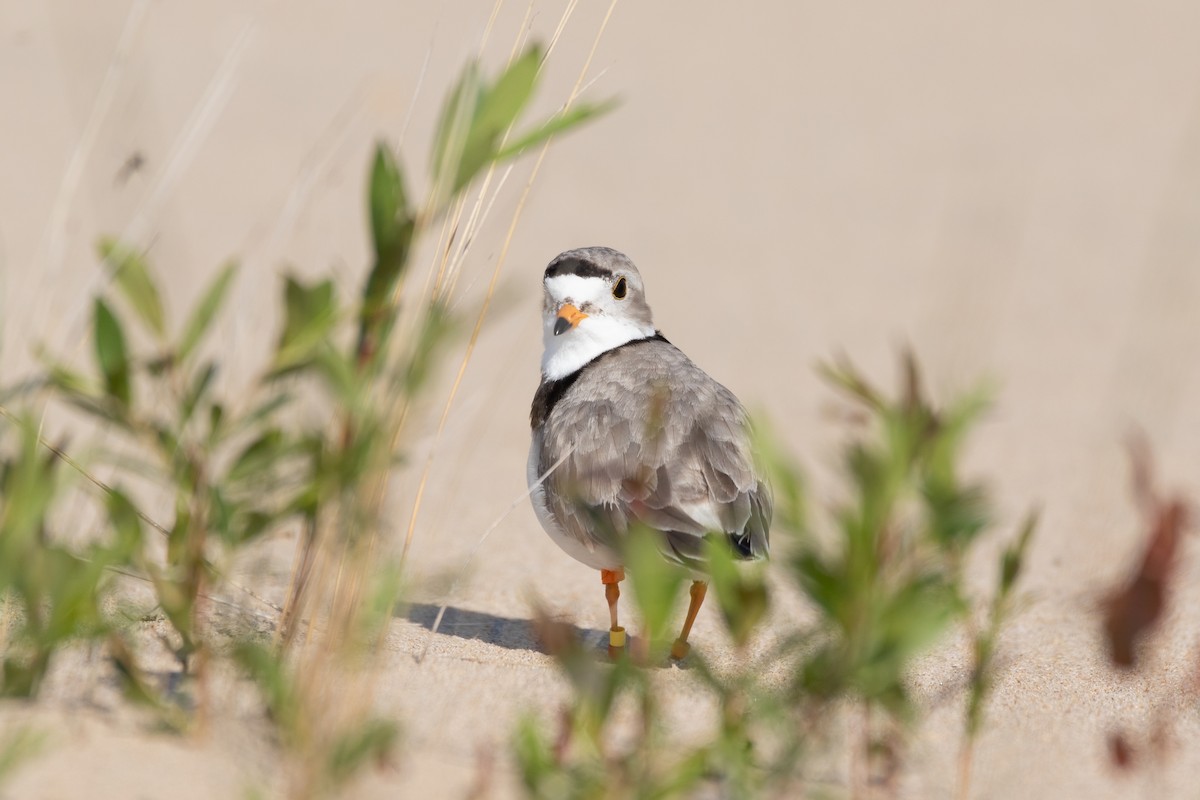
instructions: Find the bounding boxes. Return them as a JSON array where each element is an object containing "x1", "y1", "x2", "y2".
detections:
[{"x1": 600, "y1": 568, "x2": 625, "y2": 585}]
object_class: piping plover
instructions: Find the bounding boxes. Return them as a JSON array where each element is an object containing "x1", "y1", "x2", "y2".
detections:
[{"x1": 528, "y1": 246, "x2": 771, "y2": 658}]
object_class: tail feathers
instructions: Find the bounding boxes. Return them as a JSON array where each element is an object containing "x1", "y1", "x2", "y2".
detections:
[
  {"x1": 729, "y1": 530, "x2": 756, "y2": 560},
  {"x1": 729, "y1": 528, "x2": 770, "y2": 560},
  {"x1": 656, "y1": 526, "x2": 768, "y2": 572}
]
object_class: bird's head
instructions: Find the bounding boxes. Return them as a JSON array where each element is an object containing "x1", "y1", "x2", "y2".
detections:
[{"x1": 539, "y1": 247, "x2": 657, "y2": 380}]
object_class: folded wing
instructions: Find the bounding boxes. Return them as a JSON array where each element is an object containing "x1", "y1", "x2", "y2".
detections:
[{"x1": 539, "y1": 339, "x2": 772, "y2": 569}]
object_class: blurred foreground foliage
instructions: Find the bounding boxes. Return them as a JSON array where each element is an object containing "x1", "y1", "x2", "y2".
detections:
[
  {"x1": 0, "y1": 33, "x2": 1050, "y2": 794},
  {"x1": 1, "y1": 25, "x2": 1179, "y2": 796},
  {"x1": 0, "y1": 42, "x2": 609, "y2": 798},
  {"x1": 515, "y1": 354, "x2": 1037, "y2": 800},
  {"x1": 1100, "y1": 437, "x2": 1193, "y2": 775}
]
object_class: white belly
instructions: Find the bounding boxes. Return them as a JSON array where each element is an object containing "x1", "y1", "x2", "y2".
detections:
[{"x1": 527, "y1": 436, "x2": 622, "y2": 571}]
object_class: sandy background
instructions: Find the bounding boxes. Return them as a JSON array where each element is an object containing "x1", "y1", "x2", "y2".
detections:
[{"x1": 3, "y1": 1, "x2": 1200, "y2": 797}]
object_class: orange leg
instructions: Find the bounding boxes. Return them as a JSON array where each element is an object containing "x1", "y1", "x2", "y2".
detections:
[
  {"x1": 601, "y1": 568, "x2": 626, "y2": 656},
  {"x1": 670, "y1": 581, "x2": 708, "y2": 660}
]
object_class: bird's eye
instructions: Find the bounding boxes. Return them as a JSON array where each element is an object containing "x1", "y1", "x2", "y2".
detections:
[{"x1": 612, "y1": 277, "x2": 627, "y2": 299}]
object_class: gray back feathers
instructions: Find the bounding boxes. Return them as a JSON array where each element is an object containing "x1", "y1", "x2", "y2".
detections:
[{"x1": 533, "y1": 335, "x2": 771, "y2": 569}]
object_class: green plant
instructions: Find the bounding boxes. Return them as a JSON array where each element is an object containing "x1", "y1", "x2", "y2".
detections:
[
  {"x1": 1, "y1": 29, "x2": 612, "y2": 799},
  {"x1": 0, "y1": 413, "x2": 139, "y2": 697},
  {"x1": 789, "y1": 358, "x2": 977, "y2": 790},
  {"x1": 515, "y1": 353, "x2": 1037, "y2": 799},
  {"x1": 38, "y1": 240, "x2": 302, "y2": 723},
  {"x1": 958, "y1": 511, "x2": 1034, "y2": 799},
  {"x1": 229, "y1": 45, "x2": 610, "y2": 800}
]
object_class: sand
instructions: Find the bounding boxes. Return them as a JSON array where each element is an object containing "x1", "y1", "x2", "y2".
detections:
[{"x1": 3, "y1": 1, "x2": 1200, "y2": 797}]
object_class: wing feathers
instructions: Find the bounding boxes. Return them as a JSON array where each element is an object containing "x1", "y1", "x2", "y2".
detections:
[{"x1": 537, "y1": 338, "x2": 771, "y2": 564}]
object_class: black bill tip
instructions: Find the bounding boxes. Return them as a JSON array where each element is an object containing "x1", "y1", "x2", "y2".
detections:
[{"x1": 553, "y1": 316, "x2": 571, "y2": 336}]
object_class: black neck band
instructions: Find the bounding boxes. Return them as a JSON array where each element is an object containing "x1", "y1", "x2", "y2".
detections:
[{"x1": 530, "y1": 332, "x2": 669, "y2": 429}]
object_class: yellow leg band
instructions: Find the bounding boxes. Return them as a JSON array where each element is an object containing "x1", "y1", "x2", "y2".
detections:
[{"x1": 609, "y1": 626, "x2": 626, "y2": 648}]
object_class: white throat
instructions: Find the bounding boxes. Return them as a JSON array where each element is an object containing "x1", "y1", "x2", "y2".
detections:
[{"x1": 541, "y1": 315, "x2": 654, "y2": 380}]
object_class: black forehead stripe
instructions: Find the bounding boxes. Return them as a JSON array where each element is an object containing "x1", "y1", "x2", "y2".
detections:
[{"x1": 544, "y1": 257, "x2": 613, "y2": 280}]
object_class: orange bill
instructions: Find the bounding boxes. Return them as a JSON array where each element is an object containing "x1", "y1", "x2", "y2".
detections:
[{"x1": 553, "y1": 303, "x2": 589, "y2": 336}]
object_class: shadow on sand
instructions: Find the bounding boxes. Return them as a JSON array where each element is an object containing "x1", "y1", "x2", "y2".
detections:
[{"x1": 402, "y1": 602, "x2": 608, "y2": 655}]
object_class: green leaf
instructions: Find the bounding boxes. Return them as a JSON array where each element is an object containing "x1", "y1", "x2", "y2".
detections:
[
  {"x1": 475, "y1": 46, "x2": 541, "y2": 139},
  {"x1": 93, "y1": 297, "x2": 131, "y2": 406},
  {"x1": 367, "y1": 144, "x2": 412, "y2": 266},
  {"x1": 100, "y1": 238, "x2": 166, "y2": 339},
  {"x1": 313, "y1": 348, "x2": 361, "y2": 409},
  {"x1": 178, "y1": 262, "x2": 237, "y2": 362},
  {"x1": 0, "y1": 417, "x2": 61, "y2": 555},
  {"x1": 151, "y1": 422, "x2": 180, "y2": 464},
  {"x1": 430, "y1": 62, "x2": 482, "y2": 187},
  {"x1": 792, "y1": 550, "x2": 845, "y2": 623},
  {"x1": 60, "y1": 393, "x2": 133, "y2": 431},
  {"x1": 624, "y1": 526, "x2": 685, "y2": 644},
  {"x1": 208, "y1": 402, "x2": 225, "y2": 443},
  {"x1": 513, "y1": 715, "x2": 555, "y2": 792},
  {"x1": 818, "y1": 355, "x2": 886, "y2": 411},
  {"x1": 105, "y1": 489, "x2": 144, "y2": 560},
  {"x1": 923, "y1": 480, "x2": 990, "y2": 552},
  {"x1": 430, "y1": 46, "x2": 613, "y2": 200},
  {"x1": 180, "y1": 362, "x2": 217, "y2": 427},
  {"x1": 452, "y1": 45, "x2": 542, "y2": 190},
  {"x1": 326, "y1": 718, "x2": 399, "y2": 788},
  {"x1": 705, "y1": 538, "x2": 769, "y2": 647},
  {"x1": 357, "y1": 143, "x2": 415, "y2": 365},
  {"x1": 1001, "y1": 510, "x2": 1038, "y2": 594},
  {"x1": 492, "y1": 99, "x2": 617, "y2": 165},
  {"x1": 228, "y1": 393, "x2": 292, "y2": 438},
  {"x1": 45, "y1": 361, "x2": 98, "y2": 399},
  {"x1": 274, "y1": 276, "x2": 337, "y2": 372},
  {"x1": 226, "y1": 429, "x2": 287, "y2": 485}
]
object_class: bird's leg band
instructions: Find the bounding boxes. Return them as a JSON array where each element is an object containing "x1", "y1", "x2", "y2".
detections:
[{"x1": 601, "y1": 569, "x2": 625, "y2": 649}]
